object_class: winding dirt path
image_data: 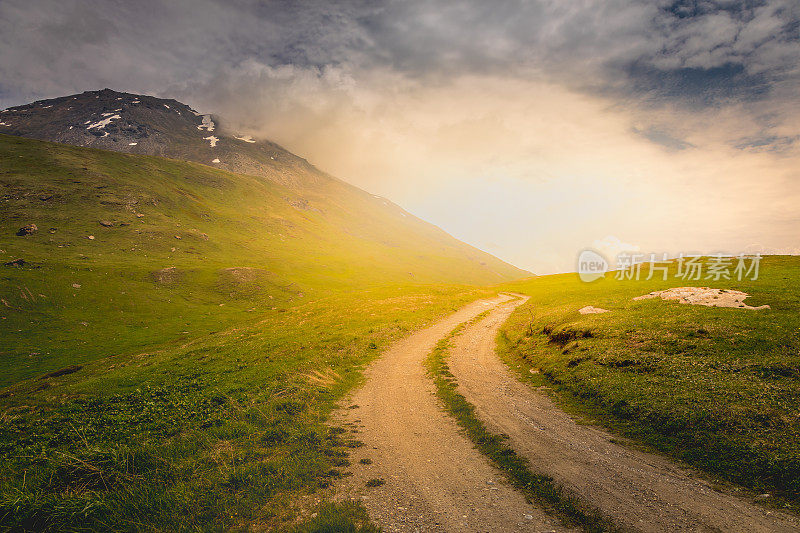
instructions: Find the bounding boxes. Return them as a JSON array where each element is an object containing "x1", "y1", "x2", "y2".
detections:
[
  {"x1": 446, "y1": 297, "x2": 799, "y2": 532},
  {"x1": 334, "y1": 295, "x2": 573, "y2": 532}
]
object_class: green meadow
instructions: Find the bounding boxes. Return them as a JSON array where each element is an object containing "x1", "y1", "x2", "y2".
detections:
[
  {"x1": 0, "y1": 284, "x2": 486, "y2": 531},
  {"x1": 499, "y1": 256, "x2": 800, "y2": 509},
  {"x1": 0, "y1": 134, "x2": 504, "y2": 531}
]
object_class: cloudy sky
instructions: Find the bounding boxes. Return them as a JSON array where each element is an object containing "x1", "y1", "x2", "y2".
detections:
[{"x1": 2, "y1": 0, "x2": 799, "y2": 273}]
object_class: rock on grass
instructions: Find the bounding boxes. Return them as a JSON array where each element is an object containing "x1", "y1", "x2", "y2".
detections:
[{"x1": 16, "y1": 223, "x2": 37, "y2": 236}]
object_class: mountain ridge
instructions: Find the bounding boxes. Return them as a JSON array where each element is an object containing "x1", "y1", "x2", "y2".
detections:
[{"x1": 0, "y1": 88, "x2": 327, "y2": 189}]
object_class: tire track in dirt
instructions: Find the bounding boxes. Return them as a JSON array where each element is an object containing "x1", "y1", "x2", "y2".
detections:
[
  {"x1": 446, "y1": 297, "x2": 799, "y2": 532},
  {"x1": 334, "y1": 295, "x2": 574, "y2": 532}
]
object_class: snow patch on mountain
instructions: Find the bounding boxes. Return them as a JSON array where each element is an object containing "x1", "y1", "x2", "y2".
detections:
[
  {"x1": 197, "y1": 115, "x2": 215, "y2": 132},
  {"x1": 234, "y1": 135, "x2": 256, "y2": 143},
  {"x1": 204, "y1": 135, "x2": 219, "y2": 147},
  {"x1": 87, "y1": 115, "x2": 120, "y2": 130}
]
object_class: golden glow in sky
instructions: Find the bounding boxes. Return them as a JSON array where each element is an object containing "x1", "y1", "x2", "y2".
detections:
[{"x1": 212, "y1": 74, "x2": 800, "y2": 273}]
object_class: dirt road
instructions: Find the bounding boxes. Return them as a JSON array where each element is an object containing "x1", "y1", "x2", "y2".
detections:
[
  {"x1": 446, "y1": 297, "x2": 799, "y2": 532},
  {"x1": 335, "y1": 295, "x2": 798, "y2": 532},
  {"x1": 334, "y1": 295, "x2": 573, "y2": 532}
]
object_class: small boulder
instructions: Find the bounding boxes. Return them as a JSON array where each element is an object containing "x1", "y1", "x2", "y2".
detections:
[
  {"x1": 99, "y1": 220, "x2": 114, "y2": 227},
  {"x1": 4, "y1": 258, "x2": 26, "y2": 267},
  {"x1": 16, "y1": 223, "x2": 37, "y2": 236}
]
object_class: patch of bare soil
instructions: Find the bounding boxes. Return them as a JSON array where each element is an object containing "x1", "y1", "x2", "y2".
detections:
[
  {"x1": 634, "y1": 287, "x2": 770, "y2": 310},
  {"x1": 578, "y1": 306, "x2": 609, "y2": 314},
  {"x1": 150, "y1": 267, "x2": 182, "y2": 284}
]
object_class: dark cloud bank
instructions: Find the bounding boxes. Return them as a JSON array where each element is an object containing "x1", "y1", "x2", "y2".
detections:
[{"x1": 2, "y1": 1, "x2": 797, "y2": 111}]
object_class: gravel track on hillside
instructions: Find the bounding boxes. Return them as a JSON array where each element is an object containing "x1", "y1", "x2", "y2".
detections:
[
  {"x1": 334, "y1": 295, "x2": 571, "y2": 532},
  {"x1": 334, "y1": 295, "x2": 798, "y2": 532},
  {"x1": 446, "y1": 298, "x2": 798, "y2": 532}
]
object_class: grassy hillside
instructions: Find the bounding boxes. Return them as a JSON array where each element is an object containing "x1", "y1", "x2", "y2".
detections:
[
  {"x1": 0, "y1": 134, "x2": 522, "y2": 530},
  {"x1": 0, "y1": 134, "x2": 524, "y2": 386},
  {"x1": 498, "y1": 256, "x2": 800, "y2": 509}
]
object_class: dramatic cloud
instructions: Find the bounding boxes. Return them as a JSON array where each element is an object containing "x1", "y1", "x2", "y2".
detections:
[{"x1": 1, "y1": 0, "x2": 798, "y2": 272}]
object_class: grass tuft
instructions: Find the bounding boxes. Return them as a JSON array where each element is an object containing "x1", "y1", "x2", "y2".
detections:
[{"x1": 290, "y1": 502, "x2": 379, "y2": 533}]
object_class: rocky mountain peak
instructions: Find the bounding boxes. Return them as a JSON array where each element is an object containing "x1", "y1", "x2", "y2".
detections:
[{"x1": 0, "y1": 89, "x2": 323, "y2": 189}]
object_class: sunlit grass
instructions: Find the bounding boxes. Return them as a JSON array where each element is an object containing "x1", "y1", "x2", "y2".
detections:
[
  {"x1": 0, "y1": 133, "x2": 522, "y2": 386},
  {"x1": 0, "y1": 134, "x2": 504, "y2": 530}
]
